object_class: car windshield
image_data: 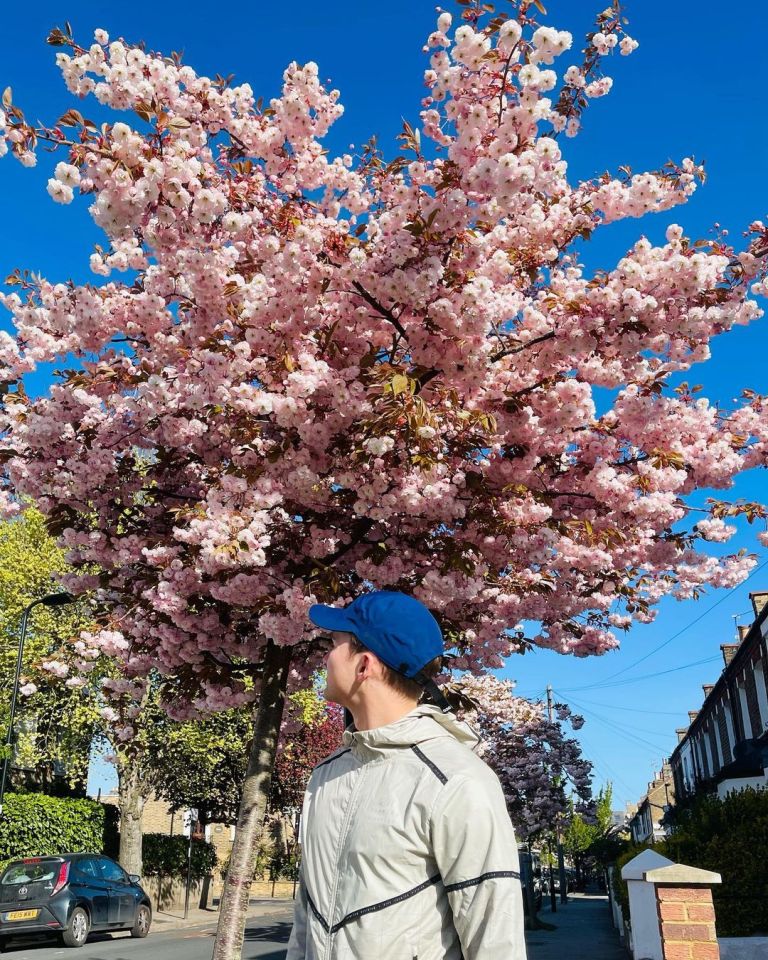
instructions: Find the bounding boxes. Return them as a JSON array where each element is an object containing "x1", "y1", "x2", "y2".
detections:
[{"x1": 1, "y1": 862, "x2": 59, "y2": 885}]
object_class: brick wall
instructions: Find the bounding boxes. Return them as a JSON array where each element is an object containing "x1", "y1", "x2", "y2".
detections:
[
  {"x1": 656, "y1": 885, "x2": 719, "y2": 960},
  {"x1": 142, "y1": 797, "x2": 178, "y2": 835},
  {"x1": 100, "y1": 792, "x2": 179, "y2": 836}
]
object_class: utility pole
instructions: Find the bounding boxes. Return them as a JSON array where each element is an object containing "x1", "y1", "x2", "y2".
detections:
[{"x1": 546, "y1": 685, "x2": 568, "y2": 906}]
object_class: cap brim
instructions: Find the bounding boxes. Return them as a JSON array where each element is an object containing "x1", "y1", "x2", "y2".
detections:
[{"x1": 308, "y1": 604, "x2": 354, "y2": 633}]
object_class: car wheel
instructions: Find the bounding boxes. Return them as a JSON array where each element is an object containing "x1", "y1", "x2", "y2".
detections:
[
  {"x1": 130, "y1": 904, "x2": 152, "y2": 938},
  {"x1": 62, "y1": 906, "x2": 90, "y2": 948}
]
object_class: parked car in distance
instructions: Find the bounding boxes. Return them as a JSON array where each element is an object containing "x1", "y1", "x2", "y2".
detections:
[{"x1": 0, "y1": 853, "x2": 152, "y2": 950}]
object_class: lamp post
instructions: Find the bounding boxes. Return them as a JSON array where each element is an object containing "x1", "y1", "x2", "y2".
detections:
[
  {"x1": 184, "y1": 808, "x2": 204, "y2": 920},
  {"x1": 546, "y1": 684, "x2": 568, "y2": 906},
  {"x1": 0, "y1": 591, "x2": 74, "y2": 815}
]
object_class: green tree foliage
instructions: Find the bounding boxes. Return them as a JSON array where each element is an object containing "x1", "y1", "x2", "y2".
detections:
[
  {"x1": 0, "y1": 792, "x2": 116, "y2": 867},
  {"x1": 563, "y1": 785, "x2": 614, "y2": 856},
  {"x1": 146, "y1": 683, "x2": 343, "y2": 826},
  {"x1": 145, "y1": 707, "x2": 254, "y2": 826},
  {"x1": 0, "y1": 510, "x2": 98, "y2": 792},
  {"x1": 561, "y1": 785, "x2": 620, "y2": 884}
]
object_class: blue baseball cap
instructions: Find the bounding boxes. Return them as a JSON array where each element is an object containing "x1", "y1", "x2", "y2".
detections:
[{"x1": 308, "y1": 591, "x2": 444, "y2": 679}]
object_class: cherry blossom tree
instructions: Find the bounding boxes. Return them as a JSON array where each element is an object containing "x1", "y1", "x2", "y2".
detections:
[
  {"x1": 453, "y1": 673, "x2": 592, "y2": 837},
  {"x1": 0, "y1": 0, "x2": 767, "y2": 954}
]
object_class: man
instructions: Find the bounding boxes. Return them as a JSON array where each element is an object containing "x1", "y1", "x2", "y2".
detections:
[{"x1": 286, "y1": 590, "x2": 526, "y2": 960}]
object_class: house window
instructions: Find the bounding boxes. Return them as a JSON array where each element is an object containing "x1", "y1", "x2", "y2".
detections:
[
  {"x1": 724, "y1": 691, "x2": 738, "y2": 754},
  {"x1": 752, "y1": 660, "x2": 768, "y2": 735},
  {"x1": 739, "y1": 679, "x2": 753, "y2": 740},
  {"x1": 712, "y1": 716, "x2": 724, "y2": 770}
]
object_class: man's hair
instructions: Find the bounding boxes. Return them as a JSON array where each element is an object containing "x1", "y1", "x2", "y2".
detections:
[{"x1": 348, "y1": 636, "x2": 443, "y2": 701}]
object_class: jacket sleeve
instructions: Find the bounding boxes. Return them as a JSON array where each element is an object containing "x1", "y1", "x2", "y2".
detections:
[
  {"x1": 431, "y1": 771, "x2": 527, "y2": 960},
  {"x1": 284, "y1": 861, "x2": 308, "y2": 960}
]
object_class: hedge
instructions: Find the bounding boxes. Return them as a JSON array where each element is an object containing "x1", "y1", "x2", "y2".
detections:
[
  {"x1": 662, "y1": 788, "x2": 768, "y2": 938},
  {"x1": 142, "y1": 833, "x2": 217, "y2": 880},
  {"x1": 0, "y1": 792, "x2": 116, "y2": 868},
  {"x1": 614, "y1": 788, "x2": 768, "y2": 938}
]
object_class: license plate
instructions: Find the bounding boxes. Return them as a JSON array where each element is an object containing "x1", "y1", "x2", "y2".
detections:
[{"x1": 6, "y1": 909, "x2": 39, "y2": 921}]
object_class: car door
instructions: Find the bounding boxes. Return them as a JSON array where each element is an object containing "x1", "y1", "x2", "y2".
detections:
[
  {"x1": 96, "y1": 858, "x2": 136, "y2": 927},
  {"x1": 70, "y1": 857, "x2": 109, "y2": 928}
]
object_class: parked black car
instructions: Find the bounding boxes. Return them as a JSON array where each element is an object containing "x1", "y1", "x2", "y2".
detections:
[{"x1": 0, "y1": 853, "x2": 152, "y2": 950}]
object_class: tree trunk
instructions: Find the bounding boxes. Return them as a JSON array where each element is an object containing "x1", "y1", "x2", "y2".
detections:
[
  {"x1": 118, "y1": 761, "x2": 147, "y2": 877},
  {"x1": 212, "y1": 641, "x2": 292, "y2": 960}
]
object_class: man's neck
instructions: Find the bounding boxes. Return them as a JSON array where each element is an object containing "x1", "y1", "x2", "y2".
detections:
[{"x1": 350, "y1": 696, "x2": 420, "y2": 732}]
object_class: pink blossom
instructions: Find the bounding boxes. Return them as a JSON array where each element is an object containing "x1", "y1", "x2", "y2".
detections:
[{"x1": 0, "y1": 8, "x2": 762, "y2": 715}]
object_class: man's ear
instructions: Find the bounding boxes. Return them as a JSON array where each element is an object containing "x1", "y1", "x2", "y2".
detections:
[{"x1": 356, "y1": 651, "x2": 375, "y2": 681}]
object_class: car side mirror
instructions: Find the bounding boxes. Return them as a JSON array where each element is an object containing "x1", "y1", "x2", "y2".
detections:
[{"x1": 128, "y1": 874, "x2": 141, "y2": 884}]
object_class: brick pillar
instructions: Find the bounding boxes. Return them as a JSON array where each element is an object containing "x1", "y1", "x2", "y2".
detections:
[
  {"x1": 656, "y1": 885, "x2": 719, "y2": 960},
  {"x1": 642, "y1": 864, "x2": 722, "y2": 960}
]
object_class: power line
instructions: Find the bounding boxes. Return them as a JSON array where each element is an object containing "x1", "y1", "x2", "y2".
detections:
[
  {"x1": 558, "y1": 654, "x2": 721, "y2": 693},
  {"x1": 561, "y1": 692, "x2": 671, "y2": 747},
  {"x1": 574, "y1": 729, "x2": 638, "y2": 801},
  {"x1": 596, "y1": 556, "x2": 768, "y2": 685},
  {"x1": 555, "y1": 688, "x2": 674, "y2": 754},
  {"x1": 561, "y1": 696, "x2": 682, "y2": 717}
]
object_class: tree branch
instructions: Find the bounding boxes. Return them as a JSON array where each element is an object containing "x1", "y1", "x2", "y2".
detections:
[
  {"x1": 491, "y1": 330, "x2": 555, "y2": 363},
  {"x1": 351, "y1": 282, "x2": 408, "y2": 341}
]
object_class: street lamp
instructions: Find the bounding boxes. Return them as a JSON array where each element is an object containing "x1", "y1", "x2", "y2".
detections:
[
  {"x1": 183, "y1": 808, "x2": 204, "y2": 920},
  {"x1": 0, "y1": 591, "x2": 74, "y2": 815}
]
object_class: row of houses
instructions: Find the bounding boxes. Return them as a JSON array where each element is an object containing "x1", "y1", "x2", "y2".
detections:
[{"x1": 628, "y1": 591, "x2": 768, "y2": 844}]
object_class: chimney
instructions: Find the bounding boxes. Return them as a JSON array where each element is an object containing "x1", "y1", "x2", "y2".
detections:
[
  {"x1": 676, "y1": 728, "x2": 688, "y2": 743},
  {"x1": 702, "y1": 684, "x2": 715, "y2": 698},
  {"x1": 750, "y1": 591, "x2": 768, "y2": 619},
  {"x1": 738, "y1": 625, "x2": 750, "y2": 642},
  {"x1": 721, "y1": 643, "x2": 739, "y2": 667},
  {"x1": 688, "y1": 710, "x2": 699, "y2": 724}
]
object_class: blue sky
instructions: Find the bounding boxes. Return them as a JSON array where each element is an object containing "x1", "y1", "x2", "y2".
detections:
[{"x1": 0, "y1": 1, "x2": 766, "y2": 807}]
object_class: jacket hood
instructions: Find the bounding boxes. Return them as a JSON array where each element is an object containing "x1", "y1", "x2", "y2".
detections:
[{"x1": 342, "y1": 703, "x2": 480, "y2": 753}]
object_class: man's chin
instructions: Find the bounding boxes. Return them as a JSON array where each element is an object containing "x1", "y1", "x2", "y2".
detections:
[{"x1": 323, "y1": 685, "x2": 346, "y2": 708}]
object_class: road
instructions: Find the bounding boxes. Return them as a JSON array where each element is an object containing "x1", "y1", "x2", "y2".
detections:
[{"x1": 0, "y1": 912, "x2": 293, "y2": 960}]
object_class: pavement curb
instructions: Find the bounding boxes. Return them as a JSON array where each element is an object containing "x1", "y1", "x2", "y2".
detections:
[{"x1": 152, "y1": 901, "x2": 295, "y2": 932}]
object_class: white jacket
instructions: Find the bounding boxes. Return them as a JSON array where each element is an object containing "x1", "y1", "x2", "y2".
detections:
[{"x1": 286, "y1": 704, "x2": 526, "y2": 960}]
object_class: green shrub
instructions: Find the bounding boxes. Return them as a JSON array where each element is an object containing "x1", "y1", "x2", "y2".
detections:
[
  {"x1": 141, "y1": 833, "x2": 217, "y2": 880},
  {"x1": 662, "y1": 788, "x2": 768, "y2": 938},
  {"x1": 0, "y1": 792, "x2": 109, "y2": 868},
  {"x1": 218, "y1": 849, "x2": 299, "y2": 883},
  {"x1": 614, "y1": 790, "x2": 768, "y2": 938}
]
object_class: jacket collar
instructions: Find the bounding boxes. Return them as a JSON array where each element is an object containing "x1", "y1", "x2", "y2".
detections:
[{"x1": 342, "y1": 703, "x2": 480, "y2": 752}]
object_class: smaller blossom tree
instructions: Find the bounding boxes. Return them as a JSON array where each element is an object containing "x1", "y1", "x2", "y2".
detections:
[{"x1": 454, "y1": 673, "x2": 592, "y2": 838}]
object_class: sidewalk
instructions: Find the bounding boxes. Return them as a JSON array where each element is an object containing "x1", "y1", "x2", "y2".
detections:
[
  {"x1": 152, "y1": 898, "x2": 294, "y2": 932},
  {"x1": 152, "y1": 892, "x2": 625, "y2": 960},
  {"x1": 527, "y1": 892, "x2": 627, "y2": 960}
]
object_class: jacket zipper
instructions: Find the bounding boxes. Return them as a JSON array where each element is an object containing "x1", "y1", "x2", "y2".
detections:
[{"x1": 324, "y1": 757, "x2": 367, "y2": 960}]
